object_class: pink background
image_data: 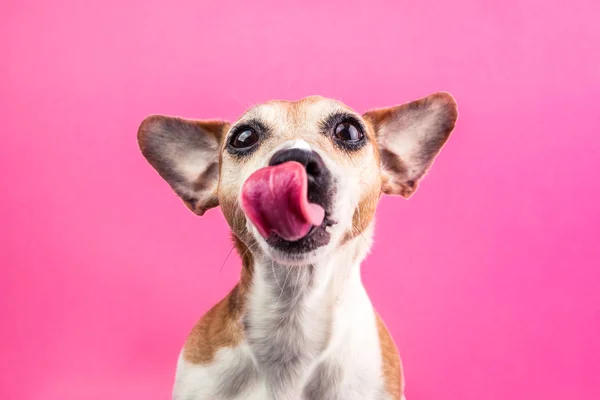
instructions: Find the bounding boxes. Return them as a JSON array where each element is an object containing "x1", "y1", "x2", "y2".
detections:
[{"x1": 2, "y1": 0, "x2": 599, "y2": 399}]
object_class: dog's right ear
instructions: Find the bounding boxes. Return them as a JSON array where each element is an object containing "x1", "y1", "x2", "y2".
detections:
[{"x1": 137, "y1": 115, "x2": 229, "y2": 216}]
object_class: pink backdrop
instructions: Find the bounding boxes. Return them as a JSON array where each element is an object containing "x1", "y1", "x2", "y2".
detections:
[{"x1": 2, "y1": 0, "x2": 599, "y2": 399}]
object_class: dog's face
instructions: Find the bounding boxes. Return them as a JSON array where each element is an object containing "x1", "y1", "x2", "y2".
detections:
[{"x1": 138, "y1": 93, "x2": 457, "y2": 265}]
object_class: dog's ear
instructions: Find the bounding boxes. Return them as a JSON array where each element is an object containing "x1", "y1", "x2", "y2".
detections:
[
  {"x1": 137, "y1": 115, "x2": 229, "y2": 216},
  {"x1": 363, "y1": 92, "x2": 458, "y2": 198}
]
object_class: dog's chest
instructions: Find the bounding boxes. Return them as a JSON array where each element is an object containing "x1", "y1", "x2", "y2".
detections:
[
  {"x1": 174, "y1": 344, "x2": 386, "y2": 400},
  {"x1": 173, "y1": 262, "x2": 388, "y2": 399},
  {"x1": 240, "y1": 267, "x2": 338, "y2": 397},
  {"x1": 173, "y1": 295, "x2": 387, "y2": 400}
]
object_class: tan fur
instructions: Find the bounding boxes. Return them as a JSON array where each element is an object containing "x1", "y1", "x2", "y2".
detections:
[
  {"x1": 377, "y1": 313, "x2": 404, "y2": 399},
  {"x1": 183, "y1": 286, "x2": 244, "y2": 363},
  {"x1": 343, "y1": 184, "x2": 381, "y2": 244},
  {"x1": 183, "y1": 237, "x2": 253, "y2": 363}
]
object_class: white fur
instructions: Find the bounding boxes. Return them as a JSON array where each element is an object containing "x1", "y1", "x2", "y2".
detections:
[
  {"x1": 289, "y1": 139, "x2": 312, "y2": 151},
  {"x1": 173, "y1": 232, "x2": 393, "y2": 400},
  {"x1": 174, "y1": 344, "x2": 271, "y2": 400}
]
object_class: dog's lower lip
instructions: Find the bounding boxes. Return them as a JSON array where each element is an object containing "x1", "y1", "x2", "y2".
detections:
[
  {"x1": 263, "y1": 212, "x2": 335, "y2": 256},
  {"x1": 270, "y1": 225, "x2": 318, "y2": 243},
  {"x1": 268, "y1": 215, "x2": 335, "y2": 242}
]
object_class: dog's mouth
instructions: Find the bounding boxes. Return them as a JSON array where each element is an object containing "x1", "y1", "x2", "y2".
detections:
[
  {"x1": 241, "y1": 161, "x2": 335, "y2": 254},
  {"x1": 265, "y1": 213, "x2": 336, "y2": 254}
]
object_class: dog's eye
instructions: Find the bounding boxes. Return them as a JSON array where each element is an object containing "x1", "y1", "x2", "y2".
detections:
[
  {"x1": 334, "y1": 122, "x2": 364, "y2": 142},
  {"x1": 230, "y1": 129, "x2": 259, "y2": 149}
]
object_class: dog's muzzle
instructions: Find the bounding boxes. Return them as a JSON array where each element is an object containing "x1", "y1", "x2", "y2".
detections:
[{"x1": 261, "y1": 148, "x2": 335, "y2": 253}]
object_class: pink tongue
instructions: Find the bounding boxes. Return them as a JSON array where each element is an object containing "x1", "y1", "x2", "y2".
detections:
[{"x1": 241, "y1": 161, "x2": 325, "y2": 241}]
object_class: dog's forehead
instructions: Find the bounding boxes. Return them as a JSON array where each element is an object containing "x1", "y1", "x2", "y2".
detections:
[{"x1": 237, "y1": 96, "x2": 356, "y2": 127}]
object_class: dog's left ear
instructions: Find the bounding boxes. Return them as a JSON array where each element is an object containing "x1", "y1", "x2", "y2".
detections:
[
  {"x1": 137, "y1": 115, "x2": 229, "y2": 216},
  {"x1": 363, "y1": 92, "x2": 458, "y2": 198}
]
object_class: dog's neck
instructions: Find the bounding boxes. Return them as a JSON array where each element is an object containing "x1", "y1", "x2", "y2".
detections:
[{"x1": 237, "y1": 225, "x2": 374, "y2": 397}]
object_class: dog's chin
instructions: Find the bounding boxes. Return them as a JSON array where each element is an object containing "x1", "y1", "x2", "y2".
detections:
[{"x1": 256, "y1": 225, "x2": 332, "y2": 266}]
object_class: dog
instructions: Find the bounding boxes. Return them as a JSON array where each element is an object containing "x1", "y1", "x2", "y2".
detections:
[{"x1": 137, "y1": 92, "x2": 458, "y2": 400}]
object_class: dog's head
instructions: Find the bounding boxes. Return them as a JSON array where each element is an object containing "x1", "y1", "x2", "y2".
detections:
[{"x1": 138, "y1": 93, "x2": 458, "y2": 265}]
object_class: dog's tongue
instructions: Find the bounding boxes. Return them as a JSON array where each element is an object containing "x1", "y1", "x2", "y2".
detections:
[{"x1": 241, "y1": 161, "x2": 325, "y2": 242}]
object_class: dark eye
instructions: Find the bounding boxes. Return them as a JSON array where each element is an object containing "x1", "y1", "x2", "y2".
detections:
[
  {"x1": 334, "y1": 122, "x2": 364, "y2": 142},
  {"x1": 230, "y1": 129, "x2": 259, "y2": 149}
]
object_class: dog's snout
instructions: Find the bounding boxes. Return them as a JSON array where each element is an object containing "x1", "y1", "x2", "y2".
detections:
[
  {"x1": 269, "y1": 148, "x2": 324, "y2": 179},
  {"x1": 268, "y1": 148, "x2": 333, "y2": 214}
]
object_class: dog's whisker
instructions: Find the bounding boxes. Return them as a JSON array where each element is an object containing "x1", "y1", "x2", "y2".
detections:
[
  {"x1": 231, "y1": 92, "x2": 252, "y2": 110},
  {"x1": 271, "y1": 260, "x2": 283, "y2": 293},
  {"x1": 218, "y1": 245, "x2": 236, "y2": 273},
  {"x1": 291, "y1": 267, "x2": 307, "y2": 308},
  {"x1": 295, "y1": 265, "x2": 302, "y2": 288},
  {"x1": 238, "y1": 241, "x2": 259, "y2": 264},
  {"x1": 275, "y1": 265, "x2": 293, "y2": 311}
]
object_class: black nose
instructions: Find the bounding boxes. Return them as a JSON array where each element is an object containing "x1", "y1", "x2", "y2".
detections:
[{"x1": 269, "y1": 148, "x2": 324, "y2": 179}]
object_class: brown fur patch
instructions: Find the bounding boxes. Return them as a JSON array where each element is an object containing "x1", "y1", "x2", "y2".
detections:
[
  {"x1": 376, "y1": 313, "x2": 404, "y2": 399},
  {"x1": 234, "y1": 235, "x2": 255, "y2": 300},
  {"x1": 342, "y1": 183, "x2": 380, "y2": 244},
  {"x1": 219, "y1": 189, "x2": 248, "y2": 241},
  {"x1": 183, "y1": 237, "x2": 254, "y2": 364},
  {"x1": 183, "y1": 285, "x2": 245, "y2": 363}
]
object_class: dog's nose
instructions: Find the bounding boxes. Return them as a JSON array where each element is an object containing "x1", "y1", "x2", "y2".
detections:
[{"x1": 269, "y1": 148, "x2": 324, "y2": 179}]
